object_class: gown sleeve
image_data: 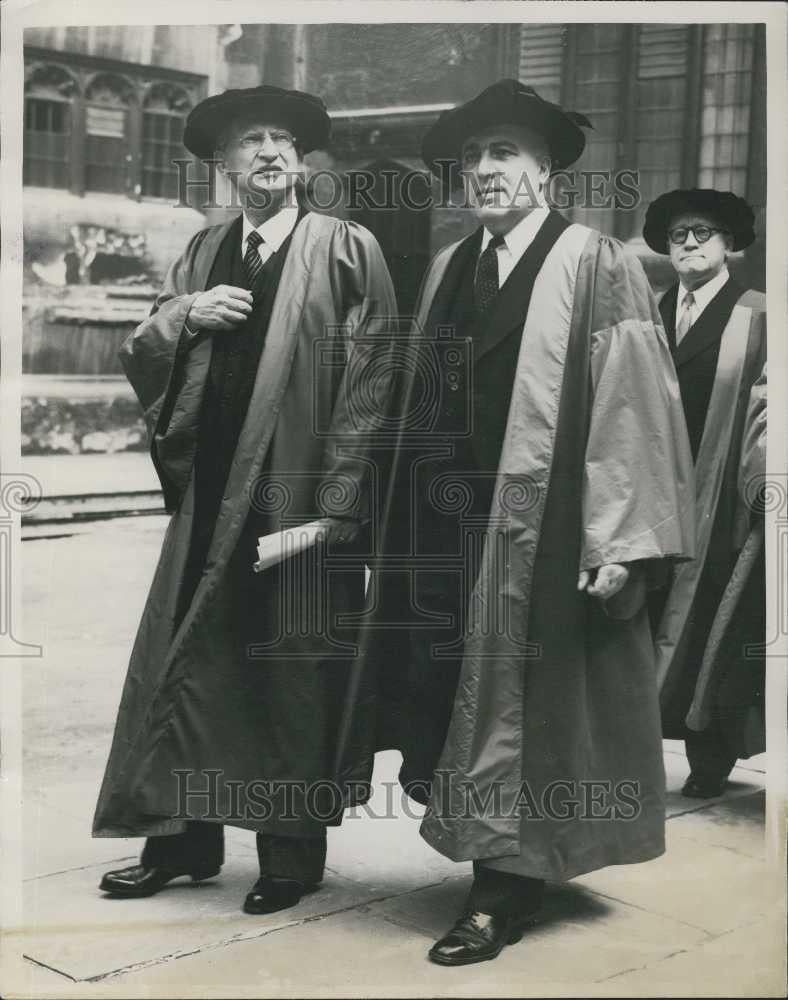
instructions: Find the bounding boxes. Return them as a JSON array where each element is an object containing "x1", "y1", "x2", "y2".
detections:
[
  {"x1": 118, "y1": 227, "x2": 208, "y2": 508},
  {"x1": 118, "y1": 229, "x2": 209, "y2": 436},
  {"x1": 319, "y1": 221, "x2": 399, "y2": 528},
  {"x1": 580, "y1": 237, "x2": 696, "y2": 584},
  {"x1": 738, "y1": 361, "x2": 767, "y2": 510}
]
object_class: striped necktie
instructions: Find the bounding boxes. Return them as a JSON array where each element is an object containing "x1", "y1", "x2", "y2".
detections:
[
  {"x1": 676, "y1": 290, "x2": 696, "y2": 345},
  {"x1": 244, "y1": 229, "x2": 265, "y2": 287},
  {"x1": 475, "y1": 234, "x2": 505, "y2": 315}
]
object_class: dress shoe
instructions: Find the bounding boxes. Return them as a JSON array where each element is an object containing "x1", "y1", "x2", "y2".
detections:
[
  {"x1": 428, "y1": 908, "x2": 536, "y2": 966},
  {"x1": 99, "y1": 862, "x2": 220, "y2": 898},
  {"x1": 243, "y1": 875, "x2": 318, "y2": 915},
  {"x1": 681, "y1": 774, "x2": 728, "y2": 799}
]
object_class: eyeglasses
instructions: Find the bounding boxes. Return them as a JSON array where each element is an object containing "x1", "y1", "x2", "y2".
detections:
[
  {"x1": 668, "y1": 225, "x2": 728, "y2": 246},
  {"x1": 236, "y1": 130, "x2": 297, "y2": 152}
]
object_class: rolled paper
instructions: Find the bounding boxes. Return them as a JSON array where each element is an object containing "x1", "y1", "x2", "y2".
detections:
[{"x1": 253, "y1": 518, "x2": 331, "y2": 573}]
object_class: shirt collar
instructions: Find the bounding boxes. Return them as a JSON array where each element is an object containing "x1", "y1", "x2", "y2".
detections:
[
  {"x1": 242, "y1": 205, "x2": 300, "y2": 253},
  {"x1": 480, "y1": 206, "x2": 550, "y2": 258},
  {"x1": 679, "y1": 267, "x2": 730, "y2": 313}
]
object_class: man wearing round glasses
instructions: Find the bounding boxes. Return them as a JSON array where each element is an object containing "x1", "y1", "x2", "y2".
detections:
[
  {"x1": 92, "y1": 85, "x2": 397, "y2": 915},
  {"x1": 644, "y1": 188, "x2": 767, "y2": 801}
]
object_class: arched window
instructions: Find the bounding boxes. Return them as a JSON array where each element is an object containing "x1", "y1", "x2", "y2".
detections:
[
  {"x1": 142, "y1": 83, "x2": 192, "y2": 199},
  {"x1": 24, "y1": 64, "x2": 77, "y2": 188},
  {"x1": 84, "y1": 72, "x2": 135, "y2": 193}
]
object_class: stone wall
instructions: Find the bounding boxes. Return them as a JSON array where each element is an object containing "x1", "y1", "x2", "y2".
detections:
[{"x1": 22, "y1": 380, "x2": 146, "y2": 456}]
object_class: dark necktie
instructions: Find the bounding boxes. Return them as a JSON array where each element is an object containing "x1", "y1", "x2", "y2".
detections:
[
  {"x1": 474, "y1": 234, "x2": 505, "y2": 315},
  {"x1": 244, "y1": 229, "x2": 265, "y2": 287}
]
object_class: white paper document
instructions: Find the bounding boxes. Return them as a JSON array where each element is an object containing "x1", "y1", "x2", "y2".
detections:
[{"x1": 253, "y1": 518, "x2": 332, "y2": 573}]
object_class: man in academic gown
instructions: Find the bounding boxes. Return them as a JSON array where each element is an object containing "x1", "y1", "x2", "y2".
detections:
[
  {"x1": 644, "y1": 189, "x2": 767, "y2": 799},
  {"x1": 92, "y1": 85, "x2": 397, "y2": 914},
  {"x1": 337, "y1": 80, "x2": 696, "y2": 966}
]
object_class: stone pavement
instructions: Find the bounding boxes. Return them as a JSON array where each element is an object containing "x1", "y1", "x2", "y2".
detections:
[{"x1": 5, "y1": 517, "x2": 786, "y2": 998}]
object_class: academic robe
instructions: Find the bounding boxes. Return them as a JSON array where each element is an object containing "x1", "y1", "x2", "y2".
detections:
[
  {"x1": 337, "y1": 220, "x2": 696, "y2": 880},
  {"x1": 653, "y1": 281, "x2": 767, "y2": 758},
  {"x1": 92, "y1": 211, "x2": 397, "y2": 839}
]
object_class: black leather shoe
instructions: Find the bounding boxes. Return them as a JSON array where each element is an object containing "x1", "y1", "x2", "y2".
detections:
[
  {"x1": 99, "y1": 863, "x2": 220, "y2": 898},
  {"x1": 681, "y1": 774, "x2": 728, "y2": 799},
  {"x1": 428, "y1": 909, "x2": 536, "y2": 966},
  {"x1": 242, "y1": 875, "x2": 318, "y2": 915}
]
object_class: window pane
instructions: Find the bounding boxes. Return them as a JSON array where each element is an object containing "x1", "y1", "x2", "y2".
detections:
[
  {"x1": 518, "y1": 24, "x2": 563, "y2": 104},
  {"x1": 630, "y1": 25, "x2": 689, "y2": 237},
  {"x1": 142, "y1": 111, "x2": 188, "y2": 198},
  {"x1": 23, "y1": 97, "x2": 70, "y2": 188},
  {"x1": 85, "y1": 106, "x2": 128, "y2": 193},
  {"x1": 698, "y1": 24, "x2": 754, "y2": 192}
]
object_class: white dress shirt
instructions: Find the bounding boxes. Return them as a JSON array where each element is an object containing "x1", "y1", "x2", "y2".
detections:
[
  {"x1": 675, "y1": 267, "x2": 730, "y2": 345},
  {"x1": 478, "y1": 207, "x2": 551, "y2": 286},
  {"x1": 241, "y1": 205, "x2": 300, "y2": 266}
]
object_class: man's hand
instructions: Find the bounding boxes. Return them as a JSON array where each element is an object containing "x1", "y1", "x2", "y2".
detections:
[
  {"x1": 577, "y1": 563, "x2": 630, "y2": 599},
  {"x1": 187, "y1": 285, "x2": 253, "y2": 331},
  {"x1": 323, "y1": 518, "x2": 361, "y2": 546}
]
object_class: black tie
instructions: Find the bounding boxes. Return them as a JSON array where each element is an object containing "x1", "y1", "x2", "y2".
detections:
[
  {"x1": 475, "y1": 234, "x2": 504, "y2": 315},
  {"x1": 244, "y1": 229, "x2": 265, "y2": 287}
]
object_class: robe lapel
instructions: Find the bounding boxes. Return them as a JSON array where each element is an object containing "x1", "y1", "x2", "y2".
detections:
[
  {"x1": 178, "y1": 217, "x2": 240, "y2": 394},
  {"x1": 193, "y1": 218, "x2": 238, "y2": 290},
  {"x1": 672, "y1": 279, "x2": 744, "y2": 369},
  {"x1": 659, "y1": 284, "x2": 679, "y2": 353},
  {"x1": 654, "y1": 298, "x2": 753, "y2": 701},
  {"x1": 473, "y1": 212, "x2": 570, "y2": 364},
  {"x1": 168, "y1": 212, "x2": 332, "y2": 650},
  {"x1": 423, "y1": 228, "x2": 481, "y2": 332},
  {"x1": 198, "y1": 214, "x2": 322, "y2": 570}
]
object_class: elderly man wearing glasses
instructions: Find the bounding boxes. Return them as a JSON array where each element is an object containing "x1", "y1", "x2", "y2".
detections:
[
  {"x1": 645, "y1": 188, "x2": 767, "y2": 800},
  {"x1": 92, "y1": 85, "x2": 396, "y2": 915}
]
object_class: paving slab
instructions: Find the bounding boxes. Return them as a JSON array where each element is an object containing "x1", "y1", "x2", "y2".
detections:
[
  {"x1": 667, "y1": 790, "x2": 767, "y2": 860},
  {"x1": 594, "y1": 909, "x2": 787, "y2": 998},
  {"x1": 80, "y1": 880, "x2": 714, "y2": 998},
  {"x1": 575, "y1": 822, "x2": 780, "y2": 936},
  {"x1": 326, "y1": 749, "x2": 469, "y2": 893},
  {"x1": 14, "y1": 520, "x2": 782, "y2": 998},
  {"x1": 663, "y1": 749, "x2": 766, "y2": 819},
  {"x1": 23, "y1": 785, "x2": 257, "y2": 880},
  {"x1": 18, "y1": 849, "x2": 385, "y2": 983},
  {"x1": 372, "y1": 877, "x2": 710, "y2": 980},
  {"x1": 23, "y1": 798, "x2": 136, "y2": 881}
]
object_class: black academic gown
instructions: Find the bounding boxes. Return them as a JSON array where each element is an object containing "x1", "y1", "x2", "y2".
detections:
[
  {"x1": 164, "y1": 212, "x2": 350, "y2": 845},
  {"x1": 398, "y1": 212, "x2": 571, "y2": 791},
  {"x1": 654, "y1": 278, "x2": 766, "y2": 754}
]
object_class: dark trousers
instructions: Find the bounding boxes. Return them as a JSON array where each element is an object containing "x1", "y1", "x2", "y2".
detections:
[
  {"x1": 685, "y1": 727, "x2": 738, "y2": 784},
  {"x1": 141, "y1": 821, "x2": 327, "y2": 885},
  {"x1": 468, "y1": 863, "x2": 544, "y2": 918}
]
